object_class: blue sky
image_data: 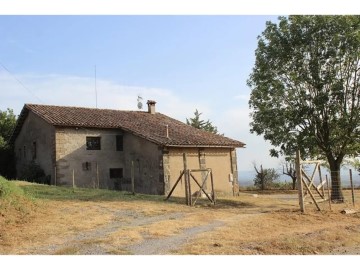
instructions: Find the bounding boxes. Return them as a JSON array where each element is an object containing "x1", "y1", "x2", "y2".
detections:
[
  {"x1": 0, "y1": 1, "x2": 356, "y2": 176},
  {"x1": 0, "y1": 15, "x2": 285, "y2": 173}
]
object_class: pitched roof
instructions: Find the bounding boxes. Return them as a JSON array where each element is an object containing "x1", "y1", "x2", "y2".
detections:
[{"x1": 11, "y1": 104, "x2": 245, "y2": 148}]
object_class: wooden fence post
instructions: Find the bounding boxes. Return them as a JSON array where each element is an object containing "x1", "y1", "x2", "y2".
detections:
[
  {"x1": 96, "y1": 163, "x2": 99, "y2": 189},
  {"x1": 72, "y1": 169, "x2": 75, "y2": 189},
  {"x1": 326, "y1": 175, "x2": 332, "y2": 211},
  {"x1": 183, "y1": 153, "x2": 191, "y2": 206},
  {"x1": 296, "y1": 150, "x2": 305, "y2": 213},
  {"x1": 210, "y1": 170, "x2": 216, "y2": 204},
  {"x1": 54, "y1": 166, "x2": 57, "y2": 186},
  {"x1": 131, "y1": 160, "x2": 135, "y2": 195},
  {"x1": 318, "y1": 165, "x2": 325, "y2": 198},
  {"x1": 187, "y1": 170, "x2": 192, "y2": 206},
  {"x1": 349, "y1": 169, "x2": 355, "y2": 207}
]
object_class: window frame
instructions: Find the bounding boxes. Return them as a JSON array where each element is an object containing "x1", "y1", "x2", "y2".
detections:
[
  {"x1": 109, "y1": 168, "x2": 123, "y2": 179},
  {"x1": 116, "y1": 135, "x2": 123, "y2": 151},
  {"x1": 86, "y1": 136, "x2": 101, "y2": 150}
]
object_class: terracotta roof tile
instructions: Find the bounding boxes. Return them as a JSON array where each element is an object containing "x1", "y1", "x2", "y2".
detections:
[{"x1": 11, "y1": 104, "x2": 245, "y2": 148}]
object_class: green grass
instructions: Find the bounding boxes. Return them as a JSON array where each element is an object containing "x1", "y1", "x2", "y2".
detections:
[
  {"x1": 0, "y1": 176, "x2": 26, "y2": 199},
  {"x1": 0, "y1": 176, "x2": 36, "y2": 222},
  {"x1": 17, "y1": 181, "x2": 178, "y2": 204},
  {"x1": 18, "y1": 182, "x2": 260, "y2": 209},
  {"x1": 3, "y1": 179, "x2": 251, "y2": 213}
]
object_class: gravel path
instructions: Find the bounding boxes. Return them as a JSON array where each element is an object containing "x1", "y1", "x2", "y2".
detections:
[
  {"x1": 127, "y1": 220, "x2": 225, "y2": 255},
  {"x1": 26, "y1": 209, "x2": 185, "y2": 255},
  {"x1": 21, "y1": 203, "x2": 265, "y2": 255},
  {"x1": 25, "y1": 207, "x2": 264, "y2": 255}
]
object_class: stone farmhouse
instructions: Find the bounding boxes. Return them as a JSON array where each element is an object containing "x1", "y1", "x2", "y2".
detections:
[{"x1": 10, "y1": 101, "x2": 245, "y2": 197}]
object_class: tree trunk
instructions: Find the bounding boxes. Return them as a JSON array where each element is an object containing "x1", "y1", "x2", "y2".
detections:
[
  {"x1": 329, "y1": 160, "x2": 344, "y2": 202},
  {"x1": 292, "y1": 176, "x2": 296, "y2": 190},
  {"x1": 260, "y1": 165, "x2": 265, "y2": 190}
]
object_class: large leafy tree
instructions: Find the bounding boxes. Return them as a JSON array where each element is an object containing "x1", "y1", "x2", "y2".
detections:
[
  {"x1": 186, "y1": 109, "x2": 219, "y2": 134},
  {"x1": 248, "y1": 16, "x2": 360, "y2": 202},
  {"x1": 0, "y1": 108, "x2": 17, "y2": 178},
  {"x1": 0, "y1": 108, "x2": 16, "y2": 148}
]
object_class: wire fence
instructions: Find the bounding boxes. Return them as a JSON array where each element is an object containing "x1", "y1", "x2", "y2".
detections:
[{"x1": 300, "y1": 169, "x2": 359, "y2": 212}]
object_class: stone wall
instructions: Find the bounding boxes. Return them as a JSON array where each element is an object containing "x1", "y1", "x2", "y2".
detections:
[
  {"x1": 14, "y1": 111, "x2": 55, "y2": 182},
  {"x1": 55, "y1": 127, "x2": 162, "y2": 194},
  {"x1": 14, "y1": 111, "x2": 239, "y2": 196}
]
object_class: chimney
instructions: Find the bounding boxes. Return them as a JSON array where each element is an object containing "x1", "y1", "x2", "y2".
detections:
[
  {"x1": 147, "y1": 100, "x2": 156, "y2": 114},
  {"x1": 166, "y1": 124, "x2": 169, "y2": 138}
]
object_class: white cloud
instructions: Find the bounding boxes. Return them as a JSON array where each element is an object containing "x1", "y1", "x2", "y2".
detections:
[
  {"x1": 215, "y1": 107, "x2": 281, "y2": 171},
  {"x1": 0, "y1": 72, "x2": 209, "y2": 122},
  {"x1": 0, "y1": 71, "x2": 279, "y2": 172}
]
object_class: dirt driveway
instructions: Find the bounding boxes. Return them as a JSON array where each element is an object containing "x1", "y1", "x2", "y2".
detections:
[{"x1": 2, "y1": 191, "x2": 360, "y2": 255}]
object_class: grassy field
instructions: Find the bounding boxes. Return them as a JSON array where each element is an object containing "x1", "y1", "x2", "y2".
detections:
[{"x1": 1, "y1": 176, "x2": 360, "y2": 255}]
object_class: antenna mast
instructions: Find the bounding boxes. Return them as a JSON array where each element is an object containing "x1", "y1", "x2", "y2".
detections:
[
  {"x1": 95, "y1": 65, "x2": 98, "y2": 108},
  {"x1": 137, "y1": 95, "x2": 143, "y2": 110}
]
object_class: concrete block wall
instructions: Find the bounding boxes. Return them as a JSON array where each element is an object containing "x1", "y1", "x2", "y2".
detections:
[{"x1": 164, "y1": 147, "x2": 236, "y2": 197}]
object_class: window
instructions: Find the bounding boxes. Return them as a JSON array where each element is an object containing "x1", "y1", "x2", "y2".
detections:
[
  {"x1": 82, "y1": 162, "x2": 92, "y2": 171},
  {"x1": 116, "y1": 135, "x2": 123, "y2": 151},
  {"x1": 32, "y1": 141, "x2": 37, "y2": 160},
  {"x1": 86, "y1": 137, "x2": 101, "y2": 150},
  {"x1": 110, "y1": 168, "x2": 123, "y2": 178}
]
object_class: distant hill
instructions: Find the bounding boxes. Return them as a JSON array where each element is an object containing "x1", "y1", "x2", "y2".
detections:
[{"x1": 238, "y1": 169, "x2": 360, "y2": 188}]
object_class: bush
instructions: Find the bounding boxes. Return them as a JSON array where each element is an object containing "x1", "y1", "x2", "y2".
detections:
[
  {"x1": 0, "y1": 146, "x2": 16, "y2": 179},
  {"x1": 18, "y1": 162, "x2": 50, "y2": 185},
  {"x1": 270, "y1": 181, "x2": 293, "y2": 190},
  {"x1": 253, "y1": 167, "x2": 280, "y2": 190}
]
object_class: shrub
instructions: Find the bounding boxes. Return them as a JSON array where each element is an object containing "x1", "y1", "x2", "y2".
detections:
[
  {"x1": 0, "y1": 146, "x2": 16, "y2": 179},
  {"x1": 253, "y1": 167, "x2": 280, "y2": 190},
  {"x1": 270, "y1": 181, "x2": 293, "y2": 190},
  {"x1": 18, "y1": 161, "x2": 50, "y2": 185}
]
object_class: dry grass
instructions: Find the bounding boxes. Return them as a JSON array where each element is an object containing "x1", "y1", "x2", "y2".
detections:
[
  {"x1": 1, "y1": 200, "x2": 115, "y2": 254},
  {"x1": 173, "y1": 192, "x2": 360, "y2": 255},
  {"x1": 173, "y1": 210, "x2": 360, "y2": 254},
  {"x1": 2, "y1": 180, "x2": 360, "y2": 255}
]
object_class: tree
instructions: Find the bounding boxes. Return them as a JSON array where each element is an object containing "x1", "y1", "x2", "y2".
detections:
[
  {"x1": 281, "y1": 160, "x2": 297, "y2": 190},
  {"x1": 0, "y1": 108, "x2": 16, "y2": 146},
  {"x1": 342, "y1": 157, "x2": 360, "y2": 176},
  {"x1": 0, "y1": 108, "x2": 17, "y2": 178},
  {"x1": 253, "y1": 163, "x2": 280, "y2": 190},
  {"x1": 186, "y1": 109, "x2": 219, "y2": 134},
  {"x1": 248, "y1": 16, "x2": 360, "y2": 202}
]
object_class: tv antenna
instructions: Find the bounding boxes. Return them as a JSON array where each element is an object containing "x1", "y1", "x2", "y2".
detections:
[
  {"x1": 95, "y1": 65, "x2": 98, "y2": 108},
  {"x1": 137, "y1": 95, "x2": 143, "y2": 110}
]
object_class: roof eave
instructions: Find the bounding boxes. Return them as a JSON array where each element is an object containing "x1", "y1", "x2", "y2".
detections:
[
  {"x1": 9, "y1": 106, "x2": 30, "y2": 145},
  {"x1": 165, "y1": 144, "x2": 245, "y2": 148}
]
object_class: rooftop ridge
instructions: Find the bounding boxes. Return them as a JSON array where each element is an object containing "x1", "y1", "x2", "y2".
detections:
[{"x1": 11, "y1": 103, "x2": 246, "y2": 148}]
